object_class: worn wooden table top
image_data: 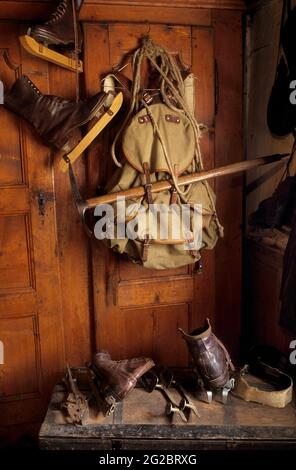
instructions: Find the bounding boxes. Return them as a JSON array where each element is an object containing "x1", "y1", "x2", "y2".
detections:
[{"x1": 39, "y1": 377, "x2": 296, "y2": 449}]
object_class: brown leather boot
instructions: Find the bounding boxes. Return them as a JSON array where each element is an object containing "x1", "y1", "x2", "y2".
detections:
[
  {"x1": 179, "y1": 318, "x2": 235, "y2": 391},
  {"x1": 4, "y1": 75, "x2": 107, "y2": 151},
  {"x1": 92, "y1": 351, "x2": 155, "y2": 402},
  {"x1": 29, "y1": 0, "x2": 82, "y2": 49}
]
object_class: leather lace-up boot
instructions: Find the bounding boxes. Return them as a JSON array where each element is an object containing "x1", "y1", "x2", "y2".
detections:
[
  {"x1": 4, "y1": 75, "x2": 107, "y2": 151},
  {"x1": 92, "y1": 351, "x2": 155, "y2": 402},
  {"x1": 179, "y1": 318, "x2": 235, "y2": 391},
  {"x1": 29, "y1": 0, "x2": 82, "y2": 49}
]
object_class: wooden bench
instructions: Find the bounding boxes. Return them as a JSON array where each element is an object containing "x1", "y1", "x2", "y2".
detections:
[{"x1": 39, "y1": 376, "x2": 296, "y2": 450}]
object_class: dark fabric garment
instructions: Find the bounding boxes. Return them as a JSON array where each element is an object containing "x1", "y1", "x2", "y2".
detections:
[
  {"x1": 267, "y1": 57, "x2": 296, "y2": 137},
  {"x1": 280, "y1": 206, "x2": 296, "y2": 334},
  {"x1": 282, "y1": 6, "x2": 296, "y2": 74},
  {"x1": 267, "y1": 4, "x2": 296, "y2": 136},
  {"x1": 249, "y1": 176, "x2": 296, "y2": 229}
]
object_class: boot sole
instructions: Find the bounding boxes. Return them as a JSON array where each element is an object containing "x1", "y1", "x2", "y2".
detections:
[
  {"x1": 59, "y1": 94, "x2": 109, "y2": 152},
  {"x1": 29, "y1": 28, "x2": 82, "y2": 50}
]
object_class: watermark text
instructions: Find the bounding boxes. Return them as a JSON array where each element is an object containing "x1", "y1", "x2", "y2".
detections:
[{"x1": 93, "y1": 198, "x2": 203, "y2": 251}]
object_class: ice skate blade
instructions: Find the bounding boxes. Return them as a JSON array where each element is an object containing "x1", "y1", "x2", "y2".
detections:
[
  {"x1": 19, "y1": 35, "x2": 83, "y2": 73},
  {"x1": 59, "y1": 92, "x2": 123, "y2": 172}
]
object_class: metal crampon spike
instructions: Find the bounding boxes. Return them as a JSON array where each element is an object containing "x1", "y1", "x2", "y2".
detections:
[
  {"x1": 221, "y1": 378, "x2": 235, "y2": 404},
  {"x1": 206, "y1": 390, "x2": 213, "y2": 404}
]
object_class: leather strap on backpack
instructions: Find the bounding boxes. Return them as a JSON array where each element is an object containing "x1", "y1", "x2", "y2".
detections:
[
  {"x1": 142, "y1": 235, "x2": 151, "y2": 262},
  {"x1": 143, "y1": 162, "x2": 154, "y2": 205},
  {"x1": 170, "y1": 164, "x2": 179, "y2": 204}
]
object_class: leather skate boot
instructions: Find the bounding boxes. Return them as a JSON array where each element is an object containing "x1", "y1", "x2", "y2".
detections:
[
  {"x1": 4, "y1": 75, "x2": 107, "y2": 152},
  {"x1": 29, "y1": 0, "x2": 82, "y2": 49},
  {"x1": 179, "y1": 318, "x2": 235, "y2": 403},
  {"x1": 92, "y1": 351, "x2": 155, "y2": 402}
]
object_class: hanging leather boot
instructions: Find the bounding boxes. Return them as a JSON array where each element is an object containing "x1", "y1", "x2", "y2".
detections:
[
  {"x1": 92, "y1": 351, "x2": 155, "y2": 402},
  {"x1": 4, "y1": 75, "x2": 107, "y2": 152},
  {"x1": 179, "y1": 318, "x2": 235, "y2": 403},
  {"x1": 28, "y1": 0, "x2": 82, "y2": 49}
]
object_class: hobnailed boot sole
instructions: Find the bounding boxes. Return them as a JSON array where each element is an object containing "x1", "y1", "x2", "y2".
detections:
[
  {"x1": 28, "y1": 26, "x2": 83, "y2": 50},
  {"x1": 29, "y1": 29, "x2": 74, "y2": 47}
]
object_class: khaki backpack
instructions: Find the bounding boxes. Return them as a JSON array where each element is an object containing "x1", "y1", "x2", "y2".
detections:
[{"x1": 94, "y1": 37, "x2": 223, "y2": 269}]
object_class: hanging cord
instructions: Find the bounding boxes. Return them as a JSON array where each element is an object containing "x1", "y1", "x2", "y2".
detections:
[
  {"x1": 112, "y1": 37, "x2": 201, "y2": 176},
  {"x1": 141, "y1": 47, "x2": 200, "y2": 198},
  {"x1": 72, "y1": 0, "x2": 79, "y2": 102},
  {"x1": 111, "y1": 46, "x2": 145, "y2": 167},
  {"x1": 140, "y1": 38, "x2": 222, "y2": 232}
]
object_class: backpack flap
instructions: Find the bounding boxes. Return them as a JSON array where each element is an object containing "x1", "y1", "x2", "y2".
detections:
[{"x1": 122, "y1": 103, "x2": 195, "y2": 175}]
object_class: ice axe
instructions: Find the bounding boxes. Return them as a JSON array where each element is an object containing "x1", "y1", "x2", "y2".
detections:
[{"x1": 68, "y1": 152, "x2": 289, "y2": 230}]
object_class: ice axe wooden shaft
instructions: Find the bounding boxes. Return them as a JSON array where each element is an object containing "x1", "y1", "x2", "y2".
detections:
[{"x1": 83, "y1": 153, "x2": 289, "y2": 210}]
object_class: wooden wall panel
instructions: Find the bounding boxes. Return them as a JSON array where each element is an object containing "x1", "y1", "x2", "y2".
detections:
[
  {"x1": 119, "y1": 260, "x2": 188, "y2": 281},
  {"x1": 0, "y1": 215, "x2": 32, "y2": 290},
  {"x1": 153, "y1": 304, "x2": 189, "y2": 367},
  {"x1": 108, "y1": 23, "x2": 192, "y2": 70},
  {"x1": 0, "y1": 23, "x2": 65, "y2": 432},
  {"x1": 48, "y1": 66, "x2": 94, "y2": 367},
  {"x1": 117, "y1": 277, "x2": 194, "y2": 308},
  {"x1": 97, "y1": 304, "x2": 189, "y2": 366},
  {"x1": 191, "y1": 27, "x2": 216, "y2": 331},
  {"x1": 212, "y1": 10, "x2": 243, "y2": 358},
  {"x1": 0, "y1": 315, "x2": 41, "y2": 399},
  {"x1": 0, "y1": 2, "x2": 244, "y2": 441},
  {"x1": 83, "y1": 22, "x2": 233, "y2": 366},
  {"x1": 0, "y1": 1, "x2": 246, "y2": 21}
]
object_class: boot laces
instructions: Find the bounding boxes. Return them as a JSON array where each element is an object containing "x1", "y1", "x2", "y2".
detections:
[
  {"x1": 46, "y1": 0, "x2": 68, "y2": 25},
  {"x1": 25, "y1": 77, "x2": 41, "y2": 95}
]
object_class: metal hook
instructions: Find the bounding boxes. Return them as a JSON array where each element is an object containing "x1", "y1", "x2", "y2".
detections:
[{"x1": 144, "y1": 22, "x2": 151, "y2": 36}]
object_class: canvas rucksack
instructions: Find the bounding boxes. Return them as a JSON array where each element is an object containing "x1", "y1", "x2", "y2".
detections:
[{"x1": 94, "y1": 37, "x2": 223, "y2": 269}]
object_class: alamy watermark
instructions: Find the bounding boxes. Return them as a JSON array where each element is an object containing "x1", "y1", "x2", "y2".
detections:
[
  {"x1": 93, "y1": 198, "x2": 203, "y2": 251},
  {"x1": 289, "y1": 80, "x2": 296, "y2": 105},
  {"x1": 289, "y1": 340, "x2": 296, "y2": 365}
]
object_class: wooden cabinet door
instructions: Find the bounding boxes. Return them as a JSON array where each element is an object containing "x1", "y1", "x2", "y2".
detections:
[
  {"x1": 84, "y1": 23, "x2": 216, "y2": 366},
  {"x1": 0, "y1": 24, "x2": 64, "y2": 435}
]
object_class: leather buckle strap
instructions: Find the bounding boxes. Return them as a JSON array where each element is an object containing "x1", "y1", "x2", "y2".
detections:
[
  {"x1": 143, "y1": 91, "x2": 153, "y2": 104},
  {"x1": 185, "y1": 233, "x2": 199, "y2": 259},
  {"x1": 138, "y1": 114, "x2": 151, "y2": 124},
  {"x1": 170, "y1": 164, "x2": 179, "y2": 204},
  {"x1": 142, "y1": 235, "x2": 151, "y2": 262},
  {"x1": 143, "y1": 162, "x2": 153, "y2": 205}
]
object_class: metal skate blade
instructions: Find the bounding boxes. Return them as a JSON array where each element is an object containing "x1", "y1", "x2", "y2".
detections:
[
  {"x1": 19, "y1": 35, "x2": 83, "y2": 73},
  {"x1": 59, "y1": 92, "x2": 123, "y2": 172}
]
